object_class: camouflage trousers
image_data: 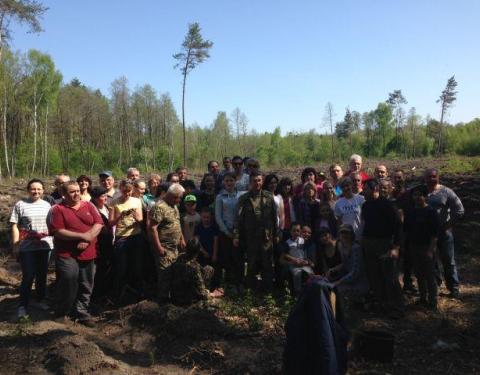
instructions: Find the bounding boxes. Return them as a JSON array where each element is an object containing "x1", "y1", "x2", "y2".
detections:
[
  {"x1": 154, "y1": 248, "x2": 178, "y2": 300},
  {"x1": 170, "y1": 264, "x2": 213, "y2": 306},
  {"x1": 203, "y1": 265, "x2": 214, "y2": 287}
]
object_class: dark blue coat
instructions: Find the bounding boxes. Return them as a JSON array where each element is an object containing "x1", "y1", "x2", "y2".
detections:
[{"x1": 283, "y1": 277, "x2": 348, "y2": 375}]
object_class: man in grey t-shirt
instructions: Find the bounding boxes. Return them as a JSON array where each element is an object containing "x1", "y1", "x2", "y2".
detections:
[{"x1": 425, "y1": 168, "x2": 464, "y2": 299}]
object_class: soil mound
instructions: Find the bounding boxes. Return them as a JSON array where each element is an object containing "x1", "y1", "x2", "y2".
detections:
[
  {"x1": 124, "y1": 300, "x2": 236, "y2": 339},
  {"x1": 43, "y1": 335, "x2": 118, "y2": 375},
  {"x1": 101, "y1": 300, "x2": 282, "y2": 373}
]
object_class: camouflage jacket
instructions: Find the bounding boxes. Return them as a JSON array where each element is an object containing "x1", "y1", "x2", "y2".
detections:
[
  {"x1": 233, "y1": 189, "x2": 278, "y2": 247},
  {"x1": 169, "y1": 253, "x2": 211, "y2": 306},
  {"x1": 150, "y1": 200, "x2": 182, "y2": 251}
]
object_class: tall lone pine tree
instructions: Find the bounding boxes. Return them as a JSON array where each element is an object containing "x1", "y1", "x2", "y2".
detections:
[
  {"x1": 437, "y1": 75, "x2": 458, "y2": 154},
  {"x1": 173, "y1": 22, "x2": 213, "y2": 167}
]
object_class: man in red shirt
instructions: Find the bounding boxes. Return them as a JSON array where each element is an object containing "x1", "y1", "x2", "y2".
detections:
[
  {"x1": 49, "y1": 181, "x2": 103, "y2": 326},
  {"x1": 345, "y1": 154, "x2": 370, "y2": 184}
]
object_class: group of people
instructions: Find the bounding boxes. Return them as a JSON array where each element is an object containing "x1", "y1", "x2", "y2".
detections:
[{"x1": 10, "y1": 154, "x2": 464, "y2": 325}]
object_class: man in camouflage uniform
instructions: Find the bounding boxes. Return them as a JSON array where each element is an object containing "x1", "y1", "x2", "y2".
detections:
[
  {"x1": 233, "y1": 171, "x2": 278, "y2": 292},
  {"x1": 169, "y1": 239, "x2": 214, "y2": 305},
  {"x1": 148, "y1": 183, "x2": 186, "y2": 301}
]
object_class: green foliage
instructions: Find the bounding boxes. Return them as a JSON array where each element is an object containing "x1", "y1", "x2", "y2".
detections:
[
  {"x1": 449, "y1": 119, "x2": 480, "y2": 156},
  {"x1": 0, "y1": 45, "x2": 479, "y2": 178},
  {"x1": 217, "y1": 290, "x2": 296, "y2": 332},
  {"x1": 0, "y1": 0, "x2": 48, "y2": 42},
  {"x1": 374, "y1": 102, "x2": 394, "y2": 155},
  {"x1": 443, "y1": 156, "x2": 480, "y2": 174}
]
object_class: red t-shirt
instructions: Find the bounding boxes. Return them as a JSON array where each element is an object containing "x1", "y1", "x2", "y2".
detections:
[
  {"x1": 345, "y1": 170, "x2": 370, "y2": 184},
  {"x1": 49, "y1": 201, "x2": 103, "y2": 260}
]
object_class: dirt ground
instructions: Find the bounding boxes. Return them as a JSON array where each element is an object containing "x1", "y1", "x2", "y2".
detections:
[{"x1": 0, "y1": 158, "x2": 479, "y2": 374}]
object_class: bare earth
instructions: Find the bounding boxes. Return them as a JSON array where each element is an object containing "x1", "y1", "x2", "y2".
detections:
[{"x1": 0, "y1": 159, "x2": 479, "y2": 374}]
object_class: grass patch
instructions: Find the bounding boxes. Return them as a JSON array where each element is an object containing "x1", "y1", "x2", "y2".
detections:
[
  {"x1": 443, "y1": 156, "x2": 480, "y2": 174},
  {"x1": 217, "y1": 288, "x2": 295, "y2": 332}
]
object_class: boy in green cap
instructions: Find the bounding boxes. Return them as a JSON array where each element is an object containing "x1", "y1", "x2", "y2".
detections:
[{"x1": 182, "y1": 194, "x2": 200, "y2": 242}]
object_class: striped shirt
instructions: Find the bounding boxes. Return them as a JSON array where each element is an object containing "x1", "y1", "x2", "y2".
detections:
[{"x1": 9, "y1": 198, "x2": 53, "y2": 251}]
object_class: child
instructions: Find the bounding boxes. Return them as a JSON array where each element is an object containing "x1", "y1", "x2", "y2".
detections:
[
  {"x1": 404, "y1": 185, "x2": 440, "y2": 310},
  {"x1": 281, "y1": 222, "x2": 314, "y2": 295},
  {"x1": 182, "y1": 194, "x2": 201, "y2": 242},
  {"x1": 194, "y1": 207, "x2": 220, "y2": 288},
  {"x1": 301, "y1": 225, "x2": 317, "y2": 268},
  {"x1": 178, "y1": 180, "x2": 197, "y2": 215}
]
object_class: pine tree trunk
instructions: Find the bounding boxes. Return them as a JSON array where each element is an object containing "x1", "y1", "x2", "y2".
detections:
[
  {"x1": 181, "y1": 69, "x2": 187, "y2": 167},
  {"x1": 412, "y1": 121, "x2": 416, "y2": 158},
  {"x1": 2, "y1": 82, "x2": 10, "y2": 176},
  {"x1": 437, "y1": 104, "x2": 445, "y2": 155}
]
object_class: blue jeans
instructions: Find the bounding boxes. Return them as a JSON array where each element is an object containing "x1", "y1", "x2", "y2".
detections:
[
  {"x1": 113, "y1": 234, "x2": 144, "y2": 296},
  {"x1": 19, "y1": 250, "x2": 50, "y2": 308},
  {"x1": 437, "y1": 230, "x2": 460, "y2": 292}
]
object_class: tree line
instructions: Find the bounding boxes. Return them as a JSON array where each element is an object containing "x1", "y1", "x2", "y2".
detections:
[
  {"x1": 0, "y1": 46, "x2": 478, "y2": 179},
  {"x1": 0, "y1": 2, "x2": 477, "y2": 179}
]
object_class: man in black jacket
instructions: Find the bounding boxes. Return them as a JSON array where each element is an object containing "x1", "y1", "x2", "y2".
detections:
[{"x1": 361, "y1": 179, "x2": 404, "y2": 318}]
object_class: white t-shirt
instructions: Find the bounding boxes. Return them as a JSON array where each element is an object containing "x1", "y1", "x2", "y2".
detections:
[
  {"x1": 9, "y1": 198, "x2": 53, "y2": 251},
  {"x1": 334, "y1": 194, "x2": 365, "y2": 236},
  {"x1": 285, "y1": 237, "x2": 313, "y2": 273},
  {"x1": 286, "y1": 237, "x2": 306, "y2": 260},
  {"x1": 182, "y1": 212, "x2": 201, "y2": 242}
]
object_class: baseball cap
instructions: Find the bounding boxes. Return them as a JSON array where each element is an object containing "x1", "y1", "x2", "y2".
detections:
[
  {"x1": 99, "y1": 170, "x2": 113, "y2": 178},
  {"x1": 184, "y1": 194, "x2": 197, "y2": 203}
]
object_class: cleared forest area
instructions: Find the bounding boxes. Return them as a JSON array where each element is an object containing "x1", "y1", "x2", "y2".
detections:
[{"x1": 0, "y1": 160, "x2": 479, "y2": 374}]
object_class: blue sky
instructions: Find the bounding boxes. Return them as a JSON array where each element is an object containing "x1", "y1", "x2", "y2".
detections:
[{"x1": 10, "y1": 0, "x2": 480, "y2": 133}]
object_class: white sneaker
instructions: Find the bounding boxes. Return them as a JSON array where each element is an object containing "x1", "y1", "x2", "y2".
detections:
[
  {"x1": 17, "y1": 306, "x2": 28, "y2": 319},
  {"x1": 31, "y1": 299, "x2": 50, "y2": 311}
]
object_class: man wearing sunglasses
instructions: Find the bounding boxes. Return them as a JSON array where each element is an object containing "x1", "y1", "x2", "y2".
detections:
[{"x1": 232, "y1": 155, "x2": 250, "y2": 192}]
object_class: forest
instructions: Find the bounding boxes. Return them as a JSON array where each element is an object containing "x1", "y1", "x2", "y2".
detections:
[
  {"x1": 0, "y1": 1, "x2": 478, "y2": 178},
  {"x1": 0, "y1": 46, "x2": 479, "y2": 179}
]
